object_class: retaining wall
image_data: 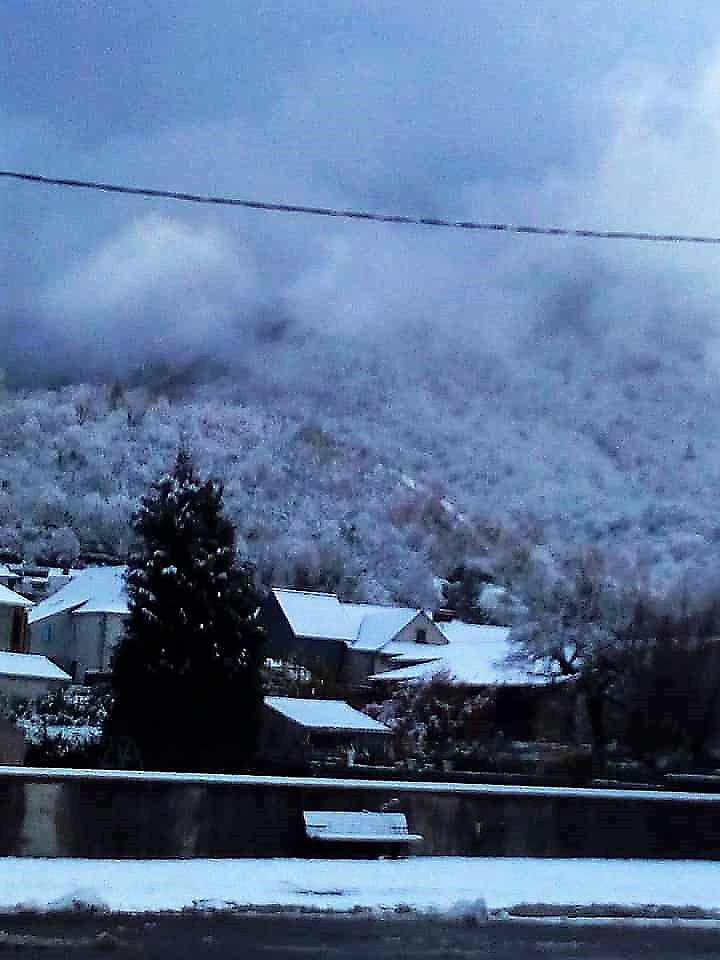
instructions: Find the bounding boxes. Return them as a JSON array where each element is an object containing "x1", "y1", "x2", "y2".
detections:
[{"x1": 1, "y1": 767, "x2": 719, "y2": 859}]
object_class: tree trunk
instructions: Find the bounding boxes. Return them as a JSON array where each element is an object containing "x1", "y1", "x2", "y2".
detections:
[{"x1": 584, "y1": 689, "x2": 607, "y2": 779}]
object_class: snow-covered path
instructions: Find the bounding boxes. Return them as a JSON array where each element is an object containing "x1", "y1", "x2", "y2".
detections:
[{"x1": 2, "y1": 857, "x2": 719, "y2": 915}]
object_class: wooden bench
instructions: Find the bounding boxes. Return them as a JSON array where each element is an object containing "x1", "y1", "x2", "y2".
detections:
[{"x1": 303, "y1": 811, "x2": 423, "y2": 847}]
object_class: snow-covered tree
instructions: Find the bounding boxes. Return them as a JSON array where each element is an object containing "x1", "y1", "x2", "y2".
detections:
[
  {"x1": 364, "y1": 674, "x2": 495, "y2": 768},
  {"x1": 104, "y1": 449, "x2": 265, "y2": 772},
  {"x1": 510, "y1": 550, "x2": 632, "y2": 775}
]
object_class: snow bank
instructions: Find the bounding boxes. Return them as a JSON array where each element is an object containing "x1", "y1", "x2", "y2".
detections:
[{"x1": 1, "y1": 857, "x2": 719, "y2": 916}]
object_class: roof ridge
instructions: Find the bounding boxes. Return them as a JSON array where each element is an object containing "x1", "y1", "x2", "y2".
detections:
[{"x1": 272, "y1": 587, "x2": 339, "y2": 599}]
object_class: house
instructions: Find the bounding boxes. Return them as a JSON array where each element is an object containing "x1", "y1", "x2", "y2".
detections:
[
  {"x1": 368, "y1": 620, "x2": 543, "y2": 687},
  {"x1": 370, "y1": 619, "x2": 567, "y2": 742},
  {"x1": 0, "y1": 651, "x2": 71, "y2": 710},
  {"x1": 260, "y1": 695, "x2": 393, "y2": 767},
  {"x1": 0, "y1": 581, "x2": 33, "y2": 653},
  {"x1": 28, "y1": 566, "x2": 128, "y2": 682},
  {"x1": 261, "y1": 588, "x2": 565, "y2": 742},
  {"x1": 261, "y1": 588, "x2": 448, "y2": 686},
  {"x1": 0, "y1": 651, "x2": 72, "y2": 767},
  {"x1": 0, "y1": 564, "x2": 74, "y2": 603}
]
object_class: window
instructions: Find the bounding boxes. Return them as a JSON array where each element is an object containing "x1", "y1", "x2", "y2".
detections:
[{"x1": 416, "y1": 628, "x2": 427, "y2": 643}]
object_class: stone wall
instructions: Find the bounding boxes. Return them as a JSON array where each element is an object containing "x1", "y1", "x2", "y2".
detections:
[{"x1": 0, "y1": 768, "x2": 719, "y2": 859}]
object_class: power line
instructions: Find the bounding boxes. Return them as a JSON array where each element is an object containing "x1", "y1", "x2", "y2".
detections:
[{"x1": 2, "y1": 168, "x2": 719, "y2": 245}]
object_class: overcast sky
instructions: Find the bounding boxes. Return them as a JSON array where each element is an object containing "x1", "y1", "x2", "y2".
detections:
[{"x1": 4, "y1": 2, "x2": 720, "y2": 383}]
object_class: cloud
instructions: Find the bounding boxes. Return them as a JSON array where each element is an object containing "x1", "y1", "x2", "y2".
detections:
[
  {"x1": 545, "y1": 47, "x2": 720, "y2": 360},
  {"x1": 5, "y1": 3, "x2": 720, "y2": 387},
  {"x1": 41, "y1": 214, "x2": 259, "y2": 376}
]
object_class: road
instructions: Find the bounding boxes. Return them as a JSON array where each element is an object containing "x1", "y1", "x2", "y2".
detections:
[{"x1": 0, "y1": 913, "x2": 719, "y2": 958}]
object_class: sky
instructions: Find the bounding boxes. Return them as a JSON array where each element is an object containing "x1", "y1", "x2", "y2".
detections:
[{"x1": 4, "y1": 2, "x2": 720, "y2": 385}]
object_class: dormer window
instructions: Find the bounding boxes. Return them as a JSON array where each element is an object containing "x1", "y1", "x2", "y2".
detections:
[{"x1": 416, "y1": 628, "x2": 427, "y2": 644}]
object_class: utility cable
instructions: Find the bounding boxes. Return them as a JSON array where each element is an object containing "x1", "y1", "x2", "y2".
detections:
[{"x1": 1, "y1": 168, "x2": 719, "y2": 245}]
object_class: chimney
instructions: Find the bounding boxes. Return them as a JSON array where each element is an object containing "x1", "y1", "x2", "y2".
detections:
[{"x1": 432, "y1": 608, "x2": 455, "y2": 623}]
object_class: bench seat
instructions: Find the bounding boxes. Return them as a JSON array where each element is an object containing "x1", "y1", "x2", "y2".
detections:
[{"x1": 303, "y1": 811, "x2": 423, "y2": 843}]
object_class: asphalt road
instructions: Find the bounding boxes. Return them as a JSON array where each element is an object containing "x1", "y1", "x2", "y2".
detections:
[{"x1": 1, "y1": 913, "x2": 719, "y2": 958}]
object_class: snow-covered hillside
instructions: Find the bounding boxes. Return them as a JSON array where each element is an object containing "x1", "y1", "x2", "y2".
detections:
[{"x1": 2, "y1": 318, "x2": 719, "y2": 605}]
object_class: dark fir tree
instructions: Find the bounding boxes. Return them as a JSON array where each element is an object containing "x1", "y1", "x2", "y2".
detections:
[
  {"x1": 104, "y1": 450, "x2": 265, "y2": 772},
  {"x1": 441, "y1": 564, "x2": 493, "y2": 624}
]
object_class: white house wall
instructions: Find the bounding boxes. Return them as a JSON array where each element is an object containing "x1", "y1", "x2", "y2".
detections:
[
  {"x1": 30, "y1": 612, "x2": 75, "y2": 675},
  {"x1": 30, "y1": 612, "x2": 127, "y2": 680},
  {"x1": 344, "y1": 614, "x2": 447, "y2": 685},
  {"x1": 389, "y1": 614, "x2": 446, "y2": 648},
  {"x1": 73, "y1": 613, "x2": 127, "y2": 679}
]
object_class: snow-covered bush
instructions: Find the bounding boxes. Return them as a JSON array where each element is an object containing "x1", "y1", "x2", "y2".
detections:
[
  {"x1": 364, "y1": 674, "x2": 496, "y2": 768},
  {"x1": 13, "y1": 686, "x2": 109, "y2": 767}
]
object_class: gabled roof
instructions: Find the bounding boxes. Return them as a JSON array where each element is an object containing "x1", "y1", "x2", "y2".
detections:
[
  {"x1": 271, "y1": 588, "x2": 426, "y2": 650},
  {"x1": 271, "y1": 589, "x2": 549, "y2": 688},
  {"x1": 264, "y1": 696, "x2": 391, "y2": 734},
  {"x1": 352, "y1": 607, "x2": 434, "y2": 652},
  {"x1": 0, "y1": 651, "x2": 71, "y2": 682},
  {"x1": 0, "y1": 584, "x2": 33, "y2": 609},
  {"x1": 29, "y1": 566, "x2": 128, "y2": 624},
  {"x1": 272, "y1": 589, "x2": 360, "y2": 642},
  {"x1": 370, "y1": 620, "x2": 548, "y2": 687}
]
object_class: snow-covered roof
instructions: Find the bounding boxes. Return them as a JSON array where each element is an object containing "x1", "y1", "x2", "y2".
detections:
[
  {"x1": 264, "y1": 696, "x2": 392, "y2": 734},
  {"x1": 438, "y1": 621, "x2": 511, "y2": 646},
  {"x1": 0, "y1": 651, "x2": 71, "y2": 682},
  {"x1": 272, "y1": 589, "x2": 360, "y2": 642},
  {"x1": 0, "y1": 583, "x2": 33, "y2": 608},
  {"x1": 370, "y1": 621, "x2": 548, "y2": 687},
  {"x1": 352, "y1": 606, "x2": 428, "y2": 652},
  {"x1": 272, "y1": 590, "x2": 549, "y2": 687},
  {"x1": 29, "y1": 566, "x2": 128, "y2": 624},
  {"x1": 272, "y1": 589, "x2": 424, "y2": 650}
]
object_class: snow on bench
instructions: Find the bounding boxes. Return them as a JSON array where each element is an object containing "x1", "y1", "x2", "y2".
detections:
[{"x1": 303, "y1": 810, "x2": 423, "y2": 844}]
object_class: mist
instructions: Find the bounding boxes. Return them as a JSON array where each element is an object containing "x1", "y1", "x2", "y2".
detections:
[{"x1": 4, "y1": 3, "x2": 720, "y2": 398}]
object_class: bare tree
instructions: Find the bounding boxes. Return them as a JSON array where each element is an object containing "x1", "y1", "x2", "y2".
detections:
[{"x1": 510, "y1": 550, "x2": 631, "y2": 776}]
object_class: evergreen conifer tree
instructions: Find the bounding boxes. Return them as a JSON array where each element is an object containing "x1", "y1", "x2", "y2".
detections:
[{"x1": 105, "y1": 449, "x2": 265, "y2": 772}]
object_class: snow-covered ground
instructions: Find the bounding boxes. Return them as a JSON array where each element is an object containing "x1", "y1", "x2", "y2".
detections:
[{"x1": 1, "y1": 857, "x2": 719, "y2": 917}]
